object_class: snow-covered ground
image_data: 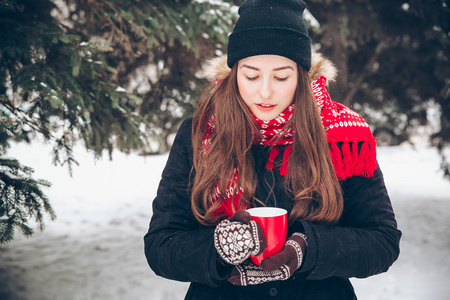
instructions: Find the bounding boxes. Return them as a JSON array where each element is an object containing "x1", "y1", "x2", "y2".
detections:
[{"x1": 1, "y1": 141, "x2": 449, "y2": 300}]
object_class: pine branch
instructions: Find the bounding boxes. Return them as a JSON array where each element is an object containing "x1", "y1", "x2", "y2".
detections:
[{"x1": 0, "y1": 157, "x2": 55, "y2": 244}]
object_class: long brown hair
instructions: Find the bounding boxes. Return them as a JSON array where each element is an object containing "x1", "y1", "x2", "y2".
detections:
[{"x1": 191, "y1": 64, "x2": 343, "y2": 226}]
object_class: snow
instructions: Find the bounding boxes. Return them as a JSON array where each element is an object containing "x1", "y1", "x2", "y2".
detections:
[{"x1": 1, "y1": 141, "x2": 450, "y2": 299}]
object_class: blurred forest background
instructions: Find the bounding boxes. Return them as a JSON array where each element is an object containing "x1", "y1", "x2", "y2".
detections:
[{"x1": 1, "y1": 0, "x2": 449, "y2": 243}]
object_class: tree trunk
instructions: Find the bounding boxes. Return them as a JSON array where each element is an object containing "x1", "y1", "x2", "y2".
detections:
[{"x1": 319, "y1": 15, "x2": 349, "y2": 106}]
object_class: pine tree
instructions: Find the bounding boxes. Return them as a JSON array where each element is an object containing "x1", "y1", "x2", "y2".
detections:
[
  {"x1": 62, "y1": 0, "x2": 238, "y2": 152},
  {"x1": 306, "y1": 0, "x2": 450, "y2": 174},
  {"x1": 0, "y1": 0, "x2": 237, "y2": 243}
]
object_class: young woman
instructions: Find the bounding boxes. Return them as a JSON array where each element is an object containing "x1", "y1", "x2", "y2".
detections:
[{"x1": 144, "y1": 0, "x2": 401, "y2": 299}]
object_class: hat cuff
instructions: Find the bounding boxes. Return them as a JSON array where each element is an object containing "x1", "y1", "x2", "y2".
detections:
[{"x1": 227, "y1": 28, "x2": 311, "y2": 71}]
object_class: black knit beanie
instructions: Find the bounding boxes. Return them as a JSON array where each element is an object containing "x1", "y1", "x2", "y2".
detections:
[{"x1": 227, "y1": 0, "x2": 311, "y2": 71}]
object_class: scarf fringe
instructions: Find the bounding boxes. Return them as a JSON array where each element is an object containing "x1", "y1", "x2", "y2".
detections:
[
  {"x1": 265, "y1": 147, "x2": 279, "y2": 172},
  {"x1": 264, "y1": 145, "x2": 292, "y2": 176},
  {"x1": 280, "y1": 145, "x2": 292, "y2": 176},
  {"x1": 329, "y1": 138, "x2": 378, "y2": 180}
]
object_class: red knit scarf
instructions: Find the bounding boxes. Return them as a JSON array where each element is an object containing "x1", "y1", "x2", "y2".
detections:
[{"x1": 206, "y1": 76, "x2": 377, "y2": 217}]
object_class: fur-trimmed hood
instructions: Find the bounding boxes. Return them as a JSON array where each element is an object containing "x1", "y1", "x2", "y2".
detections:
[{"x1": 203, "y1": 49, "x2": 337, "y2": 85}]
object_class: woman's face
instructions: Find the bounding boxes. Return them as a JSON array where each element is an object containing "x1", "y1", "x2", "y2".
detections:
[{"x1": 237, "y1": 55, "x2": 298, "y2": 121}]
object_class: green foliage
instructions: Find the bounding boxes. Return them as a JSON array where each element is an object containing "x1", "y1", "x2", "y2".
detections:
[
  {"x1": 0, "y1": 116, "x2": 55, "y2": 244},
  {"x1": 1, "y1": 0, "x2": 151, "y2": 161},
  {"x1": 0, "y1": 0, "x2": 237, "y2": 242},
  {"x1": 63, "y1": 0, "x2": 238, "y2": 151},
  {"x1": 306, "y1": 0, "x2": 450, "y2": 163}
]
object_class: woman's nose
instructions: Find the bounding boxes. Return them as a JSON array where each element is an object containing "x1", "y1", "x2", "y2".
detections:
[{"x1": 260, "y1": 80, "x2": 273, "y2": 99}]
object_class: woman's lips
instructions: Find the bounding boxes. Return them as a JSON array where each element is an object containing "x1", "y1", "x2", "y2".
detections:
[{"x1": 256, "y1": 104, "x2": 275, "y2": 111}]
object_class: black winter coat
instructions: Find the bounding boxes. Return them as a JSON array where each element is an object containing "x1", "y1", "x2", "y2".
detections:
[{"x1": 144, "y1": 118, "x2": 401, "y2": 300}]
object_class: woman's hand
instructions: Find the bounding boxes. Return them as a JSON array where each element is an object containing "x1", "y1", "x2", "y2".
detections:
[
  {"x1": 228, "y1": 233, "x2": 307, "y2": 286},
  {"x1": 214, "y1": 210, "x2": 267, "y2": 265}
]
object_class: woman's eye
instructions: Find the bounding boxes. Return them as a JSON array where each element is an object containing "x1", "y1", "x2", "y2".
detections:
[
  {"x1": 246, "y1": 76, "x2": 258, "y2": 81},
  {"x1": 276, "y1": 77, "x2": 288, "y2": 82}
]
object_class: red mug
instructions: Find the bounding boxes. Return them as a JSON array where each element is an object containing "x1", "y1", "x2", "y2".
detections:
[{"x1": 247, "y1": 207, "x2": 288, "y2": 266}]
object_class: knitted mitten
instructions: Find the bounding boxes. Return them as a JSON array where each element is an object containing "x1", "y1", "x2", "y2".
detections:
[
  {"x1": 214, "y1": 210, "x2": 266, "y2": 265},
  {"x1": 260, "y1": 232, "x2": 307, "y2": 272},
  {"x1": 228, "y1": 260, "x2": 288, "y2": 286},
  {"x1": 228, "y1": 233, "x2": 307, "y2": 286}
]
